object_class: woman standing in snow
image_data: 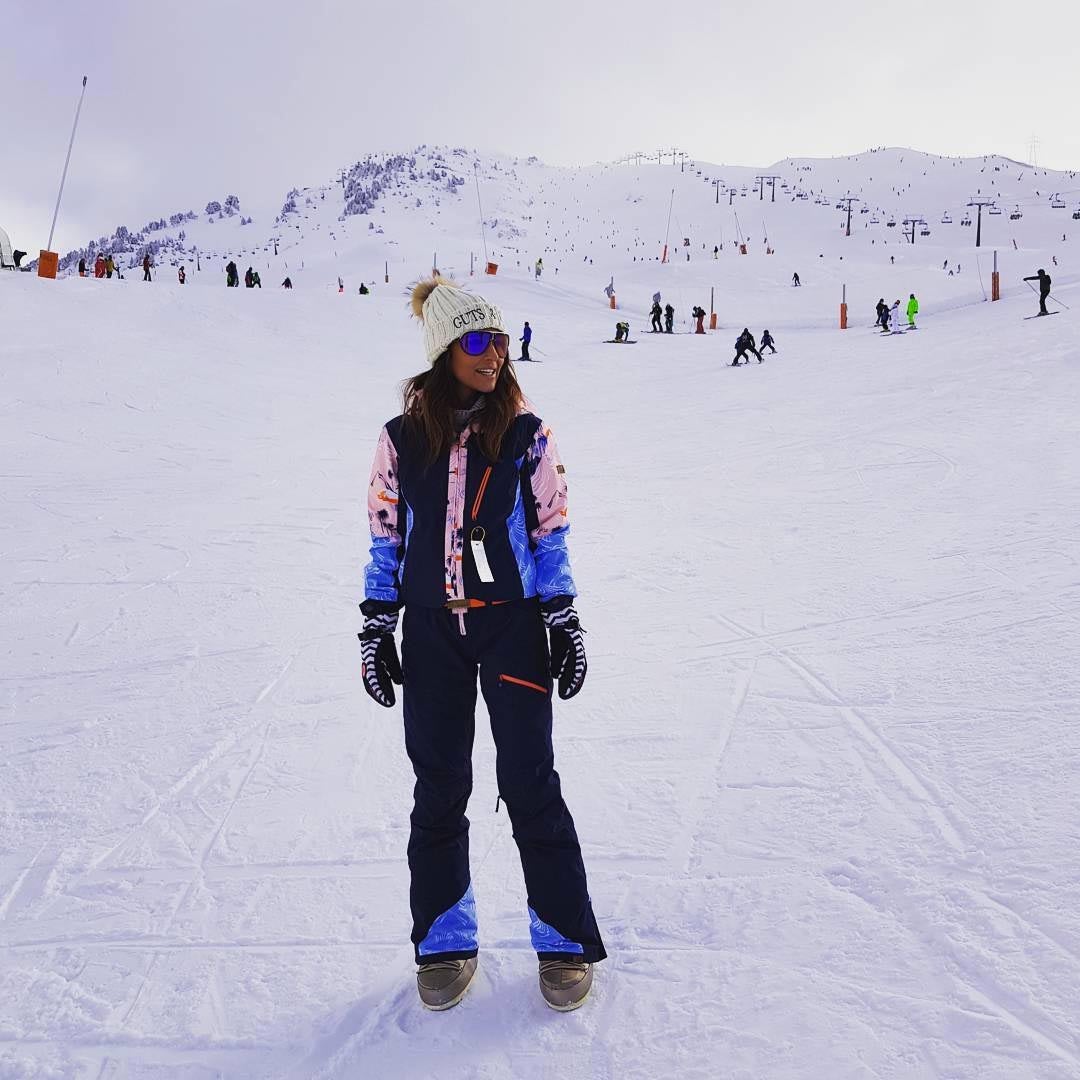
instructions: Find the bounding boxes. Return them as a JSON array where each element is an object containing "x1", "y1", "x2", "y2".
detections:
[{"x1": 360, "y1": 276, "x2": 606, "y2": 1012}]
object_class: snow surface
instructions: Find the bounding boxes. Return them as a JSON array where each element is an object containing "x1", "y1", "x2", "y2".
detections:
[{"x1": 3, "y1": 150, "x2": 1080, "y2": 1079}]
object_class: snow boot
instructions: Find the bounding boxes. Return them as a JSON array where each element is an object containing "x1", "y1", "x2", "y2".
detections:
[
  {"x1": 417, "y1": 957, "x2": 477, "y2": 1011},
  {"x1": 538, "y1": 957, "x2": 593, "y2": 1011}
]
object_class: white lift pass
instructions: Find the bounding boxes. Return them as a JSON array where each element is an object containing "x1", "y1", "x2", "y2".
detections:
[{"x1": 470, "y1": 527, "x2": 495, "y2": 583}]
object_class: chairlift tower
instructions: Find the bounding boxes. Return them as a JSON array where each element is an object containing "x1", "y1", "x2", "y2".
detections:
[
  {"x1": 902, "y1": 216, "x2": 927, "y2": 245},
  {"x1": 966, "y1": 196, "x2": 995, "y2": 247},
  {"x1": 755, "y1": 175, "x2": 782, "y2": 202},
  {"x1": 838, "y1": 195, "x2": 861, "y2": 237}
]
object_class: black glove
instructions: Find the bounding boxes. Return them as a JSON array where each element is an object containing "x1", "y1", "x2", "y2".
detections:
[
  {"x1": 358, "y1": 600, "x2": 403, "y2": 707},
  {"x1": 541, "y1": 596, "x2": 587, "y2": 700}
]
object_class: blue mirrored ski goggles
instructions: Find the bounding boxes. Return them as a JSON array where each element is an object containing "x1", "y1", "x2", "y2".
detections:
[{"x1": 458, "y1": 330, "x2": 510, "y2": 357}]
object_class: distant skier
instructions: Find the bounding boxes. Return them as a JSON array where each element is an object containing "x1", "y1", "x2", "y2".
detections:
[
  {"x1": 692, "y1": 305, "x2": 706, "y2": 334},
  {"x1": 875, "y1": 298, "x2": 888, "y2": 327},
  {"x1": 535, "y1": 257, "x2": 543, "y2": 279},
  {"x1": 142, "y1": 254, "x2": 152, "y2": 282},
  {"x1": 246, "y1": 267, "x2": 255, "y2": 288},
  {"x1": 337, "y1": 275, "x2": 344, "y2": 293},
  {"x1": 732, "y1": 328, "x2": 762, "y2": 365},
  {"x1": 906, "y1": 293, "x2": 919, "y2": 328},
  {"x1": 663, "y1": 304, "x2": 675, "y2": 333},
  {"x1": 93, "y1": 254, "x2": 105, "y2": 279},
  {"x1": 226, "y1": 260, "x2": 239, "y2": 288},
  {"x1": 359, "y1": 282, "x2": 370, "y2": 294},
  {"x1": 281, "y1": 276, "x2": 293, "y2": 289},
  {"x1": 520, "y1": 320, "x2": 533, "y2": 361},
  {"x1": 760, "y1": 329, "x2": 777, "y2": 354},
  {"x1": 614, "y1": 320, "x2": 630, "y2": 342},
  {"x1": 1023, "y1": 268, "x2": 1052, "y2": 315},
  {"x1": 105, "y1": 255, "x2": 115, "y2": 279},
  {"x1": 178, "y1": 266, "x2": 186, "y2": 285},
  {"x1": 252, "y1": 271, "x2": 262, "y2": 288},
  {"x1": 650, "y1": 300, "x2": 663, "y2": 332},
  {"x1": 78, "y1": 257, "x2": 86, "y2": 277},
  {"x1": 792, "y1": 272, "x2": 801, "y2": 286},
  {"x1": 891, "y1": 299, "x2": 902, "y2": 329},
  {"x1": 713, "y1": 245, "x2": 719, "y2": 259}
]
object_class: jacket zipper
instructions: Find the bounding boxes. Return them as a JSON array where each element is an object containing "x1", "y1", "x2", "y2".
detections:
[
  {"x1": 471, "y1": 465, "x2": 492, "y2": 521},
  {"x1": 499, "y1": 674, "x2": 548, "y2": 695}
]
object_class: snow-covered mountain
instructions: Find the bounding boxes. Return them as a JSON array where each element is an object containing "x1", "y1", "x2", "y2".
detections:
[{"x1": 44, "y1": 145, "x2": 1080, "y2": 305}]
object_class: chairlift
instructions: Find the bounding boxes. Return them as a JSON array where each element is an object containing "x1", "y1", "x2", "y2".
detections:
[
  {"x1": 1051, "y1": 194, "x2": 1066, "y2": 208},
  {"x1": 860, "y1": 206, "x2": 870, "y2": 214},
  {"x1": 870, "y1": 216, "x2": 880, "y2": 224},
  {"x1": 961, "y1": 215, "x2": 972, "y2": 226},
  {"x1": 920, "y1": 227, "x2": 931, "y2": 237},
  {"x1": 941, "y1": 212, "x2": 952, "y2": 223},
  {"x1": 988, "y1": 205, "x2": 1002, "y2": 216},
  {"x1": 1073, "y1": 209, "x2": 1080, "y2": 220},
  {"x1": 886, "y1": 218, "x2": 897, "y2": 227}
]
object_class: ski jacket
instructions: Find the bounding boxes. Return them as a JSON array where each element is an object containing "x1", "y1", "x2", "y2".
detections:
[
  {"x1": 906, "y1": 297, "x2": 919, "y2": 317},
  {"x1": 365, "y1": 401, "x2": 575, "y2": 610},
  {"x1": 521, "y1": 325, "x2": 532, "y2": 343}
]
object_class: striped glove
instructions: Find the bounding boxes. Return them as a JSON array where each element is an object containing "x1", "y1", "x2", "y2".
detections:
[
  {"x1": 358, "y1": 601, "x2": 403, "y2": 708},
  {"x1": 541, "y1": 596, "x2": 587, "y2": 700}
]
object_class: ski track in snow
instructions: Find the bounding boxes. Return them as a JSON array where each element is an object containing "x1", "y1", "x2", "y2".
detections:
[{"x1": 4, "y1": 151, "x2": 1080, "y2": 1078}]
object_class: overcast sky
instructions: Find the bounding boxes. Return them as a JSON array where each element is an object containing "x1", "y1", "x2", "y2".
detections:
[{"x1": 4, "y1": 0, "x2": 1078, "y2": 255}]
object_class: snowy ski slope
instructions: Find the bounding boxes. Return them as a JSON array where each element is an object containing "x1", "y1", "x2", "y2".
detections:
[{"x1": 2, "y1": 149, "x2": 1080, "y2": 1079}]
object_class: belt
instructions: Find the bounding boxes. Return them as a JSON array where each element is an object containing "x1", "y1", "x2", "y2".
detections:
[{"x1": 445, "y1": 598, "x2": 510, "y2": 611}]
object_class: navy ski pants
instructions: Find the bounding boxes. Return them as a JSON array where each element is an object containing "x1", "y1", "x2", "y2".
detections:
[{"x1": 401, "y1": 599, "x2": 606, "y2": 965}]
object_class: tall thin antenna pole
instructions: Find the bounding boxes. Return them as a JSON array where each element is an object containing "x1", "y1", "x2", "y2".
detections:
[
  {"x1": 473, "y1": 164, "x2": 489, "y2": 264},
  {"x1": 47, "y1": 75, "x2": 88, "y2": 252},
  {"x1": 664, "y1": 187, "x2": 675, "y2": 253}
]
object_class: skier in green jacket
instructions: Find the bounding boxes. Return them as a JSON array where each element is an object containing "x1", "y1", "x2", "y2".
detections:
[{"x1": 906, "y1": 293, "x2": 919, "y2": 328}]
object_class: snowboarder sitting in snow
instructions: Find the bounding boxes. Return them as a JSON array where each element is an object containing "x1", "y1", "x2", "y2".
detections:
[
  {"x1": 760, "y1": 330, "x2": 777, "y2": 354},
  {"x1": 1023, "y1": 269, "x2": 1052, "y2": 315},
  {"x1": 732, "y1": 328, "x2": 762, "y2": 365},
  {"x1": 663, "y1": 304, "x2": 675, "y2": 333},
  {"x1": 359, "y1": 282, "x2": 369, "y2": 294},
  {"x1": 614, "y1": 320, "x2": 630, "y2": 342},
  {"x1": 650, "y1": 300, "x2": 663, "y2": 332}
]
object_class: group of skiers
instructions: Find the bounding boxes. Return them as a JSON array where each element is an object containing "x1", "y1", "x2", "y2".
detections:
[
  {"x1": 648, "y1": 297, "x2": 710, "y2": 335},
  {"x1": 78, "y1": 254, "x2": 120, "y2": 279},
  {"x1": 731, "y1": 328, "x2": 776, "y2": 365},
  {"x1": 875, "y1": 294, "x2": 919, "y2": 333}
]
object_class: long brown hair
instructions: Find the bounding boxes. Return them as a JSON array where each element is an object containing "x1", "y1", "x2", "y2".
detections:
[{"x1": 402, "y1": 353, "x2": 523, "y2": 466}]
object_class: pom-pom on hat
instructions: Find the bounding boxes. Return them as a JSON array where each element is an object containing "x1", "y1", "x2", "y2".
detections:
[{"x1": 410, "y1": 275, "x2": 506, "y2": 364}]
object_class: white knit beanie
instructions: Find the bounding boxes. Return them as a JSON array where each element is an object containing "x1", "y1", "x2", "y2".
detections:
[{"x1": 409, "y1": 276, "x2": 506, "y2": 364}]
